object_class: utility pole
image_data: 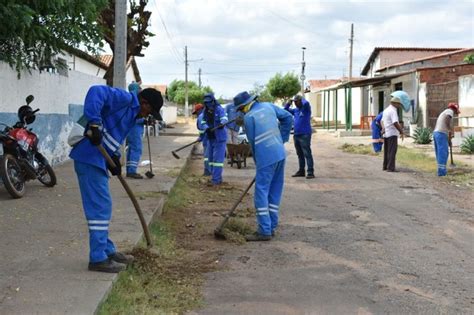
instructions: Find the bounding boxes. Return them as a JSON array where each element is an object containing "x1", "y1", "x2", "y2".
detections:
[
  {"x1": 184, "y1": 45, "x2": 189, "y2": 119},
  {"x1": 113, "y1": 0, "x2": 127, "y2": 89},
  {"x1": 300, "y1": 47, "x2": 306, "y2": 95},
  {"x1": 198, "y1": 68, "x2": 202, "y2": 88},
  {"x1": 348, "y1": 23, "x2": 354, "y2": 82}
]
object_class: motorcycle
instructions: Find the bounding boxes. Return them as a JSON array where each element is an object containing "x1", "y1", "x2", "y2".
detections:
[{"x1": 0, "y1": 95, "x2": 57, "y2": 198}]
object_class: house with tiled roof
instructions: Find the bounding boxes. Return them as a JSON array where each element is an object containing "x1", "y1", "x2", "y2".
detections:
[
  {"x1": 361, "y1": 47, "x2": 461, "y2": 77},
  {"x1": 308, "y1": 47, "x2": 474, "y2": 138}
]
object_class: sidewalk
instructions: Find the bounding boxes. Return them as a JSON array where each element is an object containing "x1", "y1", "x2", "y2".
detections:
[{"x1": 0, "y1": 122, "x2": 198, "y2": 314}]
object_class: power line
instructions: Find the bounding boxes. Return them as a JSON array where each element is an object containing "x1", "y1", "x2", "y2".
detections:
[
  {"x1": 199, "y1": 61, "x2": 300, "y2": 67},
  {"x1": 152, "y1": 0, "x2": 184, "y2": 64}
]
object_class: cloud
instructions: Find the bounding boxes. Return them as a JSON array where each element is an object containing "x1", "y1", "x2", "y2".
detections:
[{"x1": 136, "y1": 0, "x2": 473, "y2": 98}]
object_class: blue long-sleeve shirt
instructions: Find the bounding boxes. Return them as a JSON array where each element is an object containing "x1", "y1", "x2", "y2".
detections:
[{"x1": 284, "y1": 98, "x2": 312, "y2": 135}]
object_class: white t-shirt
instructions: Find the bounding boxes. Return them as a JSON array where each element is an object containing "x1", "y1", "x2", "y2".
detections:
[
  {"x1": 382, "y1": 105, "x2": 400, "y2": 138},
  {"x1": 434, "y1": 108, "x2": 454, "y2": 134}
]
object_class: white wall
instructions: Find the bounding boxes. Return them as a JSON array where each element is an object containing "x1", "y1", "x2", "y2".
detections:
[
  {"x1": 458, "y1": 74, "x2": 474, "y2": 128},
  {"x1": 161, "y1": 102, "x2": 177, "y2": 124},
  {"x1": 0, "y1": 62, "x2": 105, "y2": 114}
]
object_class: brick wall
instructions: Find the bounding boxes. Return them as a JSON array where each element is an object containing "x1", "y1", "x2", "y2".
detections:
[
  {"x1": 419, "y1": 64, "x2": 474, "y2": 84},
  {"x1": 421, "y1": 64, "x2": 474, "y2": 128}
]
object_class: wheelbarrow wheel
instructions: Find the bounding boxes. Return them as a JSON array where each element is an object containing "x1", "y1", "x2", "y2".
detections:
[{"x1": 236, "y1": 154, "x2": 242, "y2": 169}]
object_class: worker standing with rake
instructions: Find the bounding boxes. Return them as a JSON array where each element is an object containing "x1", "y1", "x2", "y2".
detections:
[
  {"x1": 233, "y1": 91, "x2": 293, "y2": 241},
  {"x1": 200, "y1": 93, "x2": 228, "y2": 186}
]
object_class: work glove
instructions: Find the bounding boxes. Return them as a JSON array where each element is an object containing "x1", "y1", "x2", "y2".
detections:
[
  {"x1": 235, "y1": 116, "x2": 244, "y2": 127},
  {"x1": 205, "y1": 128, "x2": 215, "y2": 140},
  {"x1": 107, "y1": 155, "x2": 122, "y2": 176},
  {"x1": 88, "y1": 125, "x2": 102, "y2": 146}
]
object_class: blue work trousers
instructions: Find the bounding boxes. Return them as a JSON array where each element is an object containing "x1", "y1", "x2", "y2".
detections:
[
  {"x1": 74, "y1": 161, "x2": 116, "y2": 263},
  {"x1": 294, "y1": 134, "x2": 314, "y2": 175},
  {"x1": 371, "y1": 126, "x2": 383, "y2": 153},
  {"x1": 126, "y1": 124, "x2": 144, "y2": 174},
  {"x1": 254, "y1": 159, "x2": 286, "y2": 236},
  {"x1": 207, "y1": 140, "x2": 226, "y2": 184},
  {"x1": 202, "y1": 140, "x2": 211, "y2": 176},
  {"x1": 434, "y1": 131, "x2": 449, "y2": 176}
]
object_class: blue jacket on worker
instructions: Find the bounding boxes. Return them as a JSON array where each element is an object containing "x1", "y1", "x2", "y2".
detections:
[
  {"x1": 225, "y1": 102, "x2": 241, "y2": 132},
  {"x1": 70, "y1": 86, "x2": 139, "y2": 171},
  {"x1": 284, "y1": 97, "x2": 312, "y2": 135},
  {"x1": 69, "y1": 86, "x2": 140, "y2": 264},
  {"x1": 200, "y1": 93, "x2": 228, "y2": 184},
  {"x1": 245, "y1": 101, "x2": 292, "y2": 169},
  {"x1": 233, "y1": 91, "x2": 293, "y2": 238}
]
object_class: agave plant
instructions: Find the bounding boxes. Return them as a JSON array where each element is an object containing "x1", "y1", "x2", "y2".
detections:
[
  {"x1": 460, "y1": 135, "x2": 474, "y2": 154},
  {"x1": 413, "y1": 127, "x2": 433, "y2": 144}
]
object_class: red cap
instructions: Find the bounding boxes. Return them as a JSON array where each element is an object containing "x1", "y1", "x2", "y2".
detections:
[
  {"x1": 448, "y1": 102, "x2": 460, "y2": 114},
  {"x1": 192, "y1": 103, "x2": 204, "y2": 115}
]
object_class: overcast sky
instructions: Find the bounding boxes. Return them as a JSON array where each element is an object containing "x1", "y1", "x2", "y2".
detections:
[{"x1": 135, "y1": 0, "x2": 474, "y2": 99}]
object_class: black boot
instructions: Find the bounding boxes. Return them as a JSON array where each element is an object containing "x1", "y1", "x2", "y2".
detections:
[
  {"x1": 88, "y1": 258, "x2": 126, "y2": 273},
  {"x1": 126, "y1": 173, "x2": 144, "y2": 179},
  {"x1": 245, "y1": 232, "x2": 272, "y2": 242},
  {"x1": 306, "y1": 173, "x2": 315, "y2": 179},
  {"x1": 109, "y1": 252, "x2": 135, "y2": 265},
  {"x1": 291, "y1": 170, "x2": 305, "y2": 177}
]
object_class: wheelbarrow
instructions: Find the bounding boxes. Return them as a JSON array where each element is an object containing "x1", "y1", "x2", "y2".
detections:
[{"x1": 226, "y1": 143, "x2": 251, "y2": 169}]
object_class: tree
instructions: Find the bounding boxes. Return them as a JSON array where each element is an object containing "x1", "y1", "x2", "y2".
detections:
[
  {"x1": 267, "y1": 72, "x2": 300, "y2": 100},
  {"x1": 464, "y1": 54, "x2": 474, "y2": 64},
  {"x1": 0, "y1": 0, "x2": 107, "y2": 75},
  {"x1": 250, "y1": 82, "x2": 274, "y2": 103},
  {"x1": 98, "y1": 0, "x2": 154, "y2": 85},
  {"x1": 167, "y1": 79, "x2": 214, "y2": 105}
]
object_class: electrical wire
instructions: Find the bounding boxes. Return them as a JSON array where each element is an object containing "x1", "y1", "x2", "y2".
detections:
[{"x1": 151, "y1": 0, "x2": 184, "y2": 64}]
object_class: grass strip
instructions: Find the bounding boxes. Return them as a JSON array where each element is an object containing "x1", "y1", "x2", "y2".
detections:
[
  {"x1": 340, "y1": 143, "x2": 473, "y2": 187},
  {"x1": 98, "y1": 162, "x2": 208, "y2": 315}
]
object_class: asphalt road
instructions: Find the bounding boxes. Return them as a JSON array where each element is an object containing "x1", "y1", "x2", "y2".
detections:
[{"x1": 195, "y1": 133, "x2": 474, "y2": 315}]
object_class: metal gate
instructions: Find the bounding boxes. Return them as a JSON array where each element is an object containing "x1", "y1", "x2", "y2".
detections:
[{"x1": 426, "y1": 80, "x2": 458, "y2": 129}]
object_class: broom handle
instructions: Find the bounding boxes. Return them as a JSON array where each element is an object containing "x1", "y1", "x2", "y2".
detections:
[{"x1": 97, "y1": 145, "x2": 153, "y2": 248}]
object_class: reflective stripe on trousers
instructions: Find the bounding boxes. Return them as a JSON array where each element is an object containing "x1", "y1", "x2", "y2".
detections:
[
  {"x1": 126, "y1": 124, "x2": 144, "y2": 174},
  {"x1": 254, "y1": 159, "x2": 286, "y2": 235},
  {"x1": 207, "y1": 140, "x2": 226, "y2": 184},
  {"x1": 74, "y1": 161, "x2": 116, "y2": 263}
]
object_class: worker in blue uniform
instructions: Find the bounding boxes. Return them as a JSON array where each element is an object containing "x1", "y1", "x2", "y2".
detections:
[
  {"x1": 284, "y1": 95, "x2": 314, "y2": 179},
  {"x1": 70, "y1": 85, "x2": 163, "y2": 273},
  {"x1": 199, "y1": 93, "x2": 228, "y2": 185},
  {"x1": 371, "y1": 112, "x2": 384, "y2": 153},
  {"x1": 193, "y1": 103, "x2": 211, "y2": 176},
  {"x1": 233, "y1": 91, "x2": 293, "y2": 241},
  {"x1": 125, "y1": 82, "x2": 145, "y2": 179}
]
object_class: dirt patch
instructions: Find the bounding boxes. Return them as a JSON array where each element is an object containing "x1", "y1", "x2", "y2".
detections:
[{"x1": 99, "y1": 157, "x2": 256, "y2": 314}]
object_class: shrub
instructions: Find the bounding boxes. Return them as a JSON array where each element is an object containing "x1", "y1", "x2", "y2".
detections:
[
  {"x1": 460, "y1": 135, "x2": 474, "y2": 154},
  {"x1": 413, "y1": 127, "x2": 432, "y2": 144}
]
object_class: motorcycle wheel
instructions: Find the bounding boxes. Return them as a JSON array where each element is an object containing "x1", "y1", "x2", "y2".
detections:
[
  {"x1": 37, "y1": 162, "x2": 57, "y2": 187},
  {"x1": 0, "y1": 154, "x2": 26, "y2": 198}
]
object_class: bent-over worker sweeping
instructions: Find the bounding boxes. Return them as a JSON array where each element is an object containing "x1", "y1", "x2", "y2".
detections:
[{"x1": 70, "y1": 85, "x2": 163, "y2": 273}]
